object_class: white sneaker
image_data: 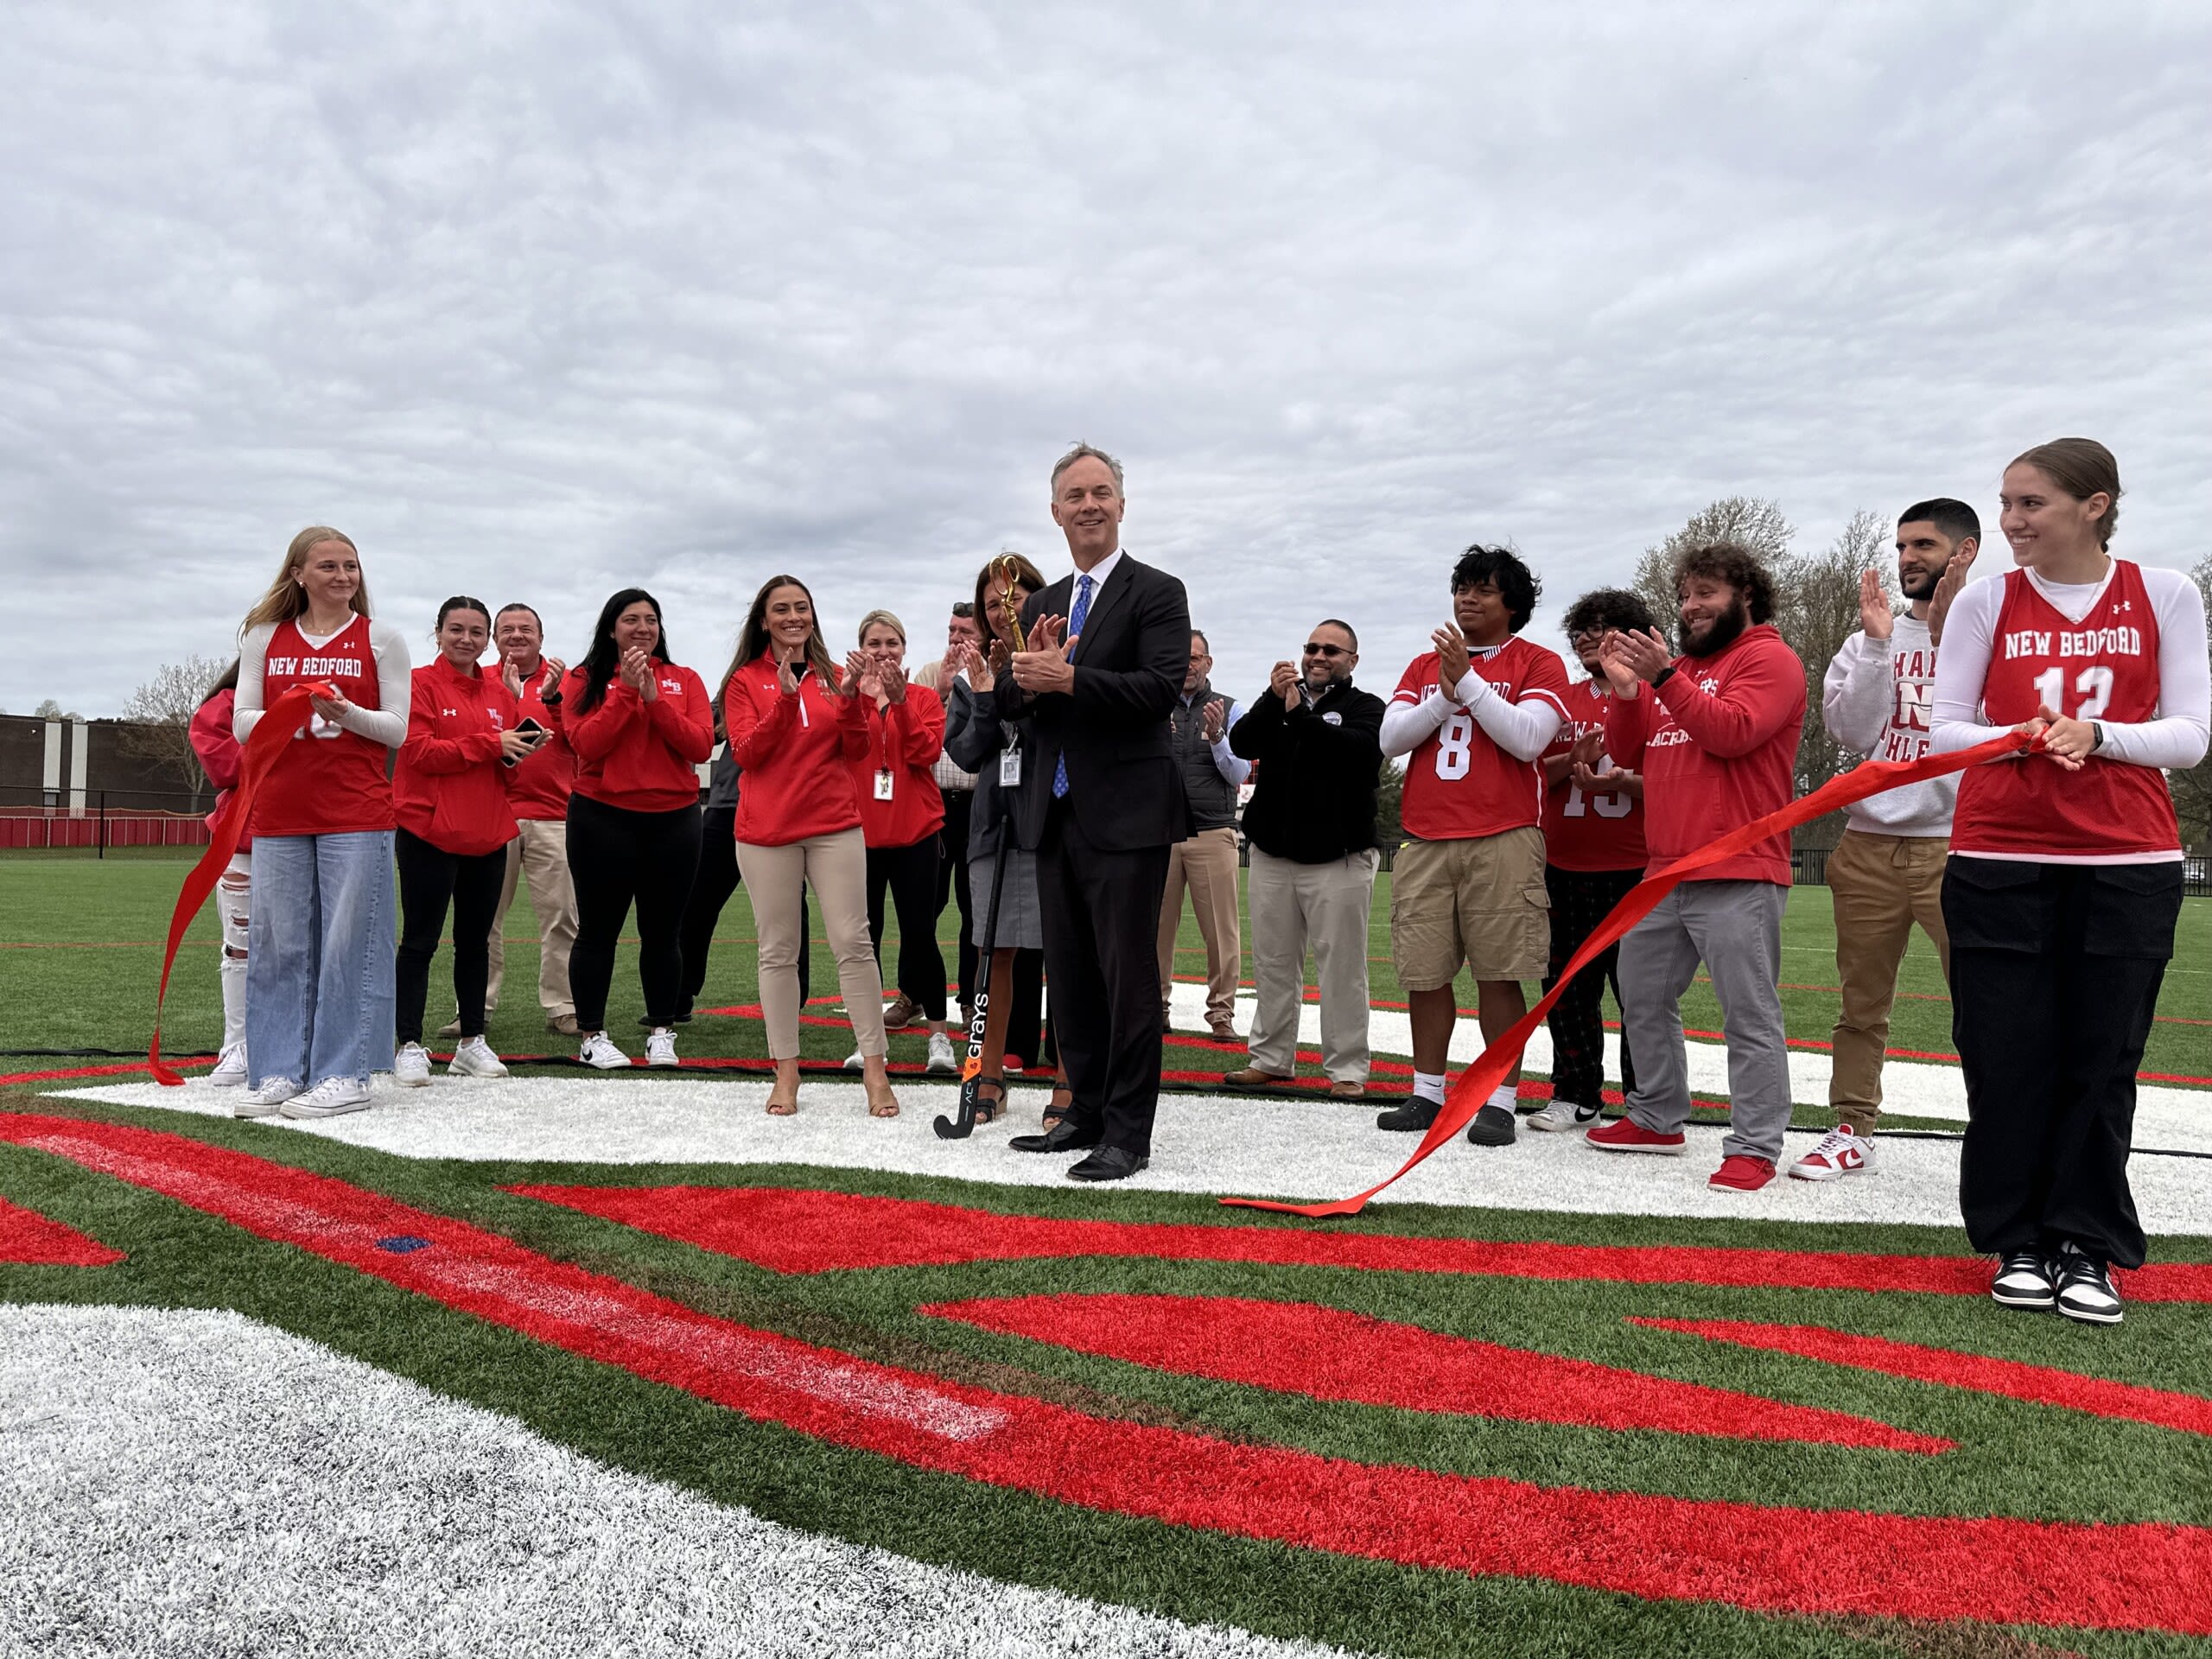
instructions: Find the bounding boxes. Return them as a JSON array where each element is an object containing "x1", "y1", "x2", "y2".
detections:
[
  {"x1": 1789, "y1": 1126, "x2": 1876, "y2": 1182},
  {"x1": 236, "y1": 1077, "x2": 298, "y2": 1118},
  {"x1": 448, "y1": 1037, "x2": 509, "y2": 1078},
  {"x1": 843, "y1": 1049, "x2": 865, "y2": 1071},
  {"x1": 645, "y1": 1029, "x2": 678, "y2": 1068},
  {"x1": 578, "y1": 1032, "x2": 630, "y2": 1070},
  {"x1": 925, "y1": 1031, "x2": 957, "y2": 1074},
  {"x1": 281, "y1": 1076, "x2": 372, "y2": 1119},
  {"x1": 208, "y1": 1045, "x2": 250, "y2": 1088},
  {"x1": 393, "y1": 1043, "x2": 432, "y2": 1088},
  {"x1": 1526, "y1": 1098, "x2": 1599, "y2": 1133}
]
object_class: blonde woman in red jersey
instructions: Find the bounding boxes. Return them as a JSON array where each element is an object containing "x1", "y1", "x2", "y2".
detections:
[
  {"x1": 1932, "y1": 438, "x2": 2209, "y2": 1325},
  {"x1": 230, "y1": 527, "x2": 410, "y2": 1120},
  {"x1": 723, "y1": 575, "x2": 899, "y2": 1119}
]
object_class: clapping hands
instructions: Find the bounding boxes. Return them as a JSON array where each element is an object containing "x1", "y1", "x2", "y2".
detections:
[{"x1": 1011, "y1": 613, "x2": 1076, "y2": 695}]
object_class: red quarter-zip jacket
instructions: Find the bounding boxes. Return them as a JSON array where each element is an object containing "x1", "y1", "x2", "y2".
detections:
[
  {"x1": 851, "y1": 683, "x2": 947, "y2": 849},
  {"x1": 563, "y1": 659, "x2": 715, "y2": 814},
  {"x1": 1603, "y1": 622, "x2": 1805, "y2": 885},
  {"x1": 723, "y1": 652, "x2": 869, "y2": 846},
  {"x1": 189, "y1": 688, "x2": 252, "y2": 851},
  {"x1": 395, "y1": 656, "x2": 524, "y2": 857},
  {"x1": 503, "y1": 660, "x2": 575, "y2": 821}
]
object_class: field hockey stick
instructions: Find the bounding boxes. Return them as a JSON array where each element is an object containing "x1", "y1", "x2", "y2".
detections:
[{"x1": 934, "y1": 822, "x2": 1014, "y2": 1140}]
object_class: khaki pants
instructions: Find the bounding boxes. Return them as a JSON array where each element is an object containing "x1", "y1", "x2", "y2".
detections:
[
  {"x1": 1247, "y1": 846, "x2": 1377, "y2": 1084},
  {"x1": 736, "y1": 827, "x2": 887, "y2": 1061},
  {"x1": 1827, "y1": 828, "x2": 1950, "y2": 1135},
  {"x1": 1156, "y1": 827, "x2": 1243, "y2": 1025},
  {"x1": 483, "y1": 817, "x2": 577, "y2": 1018}
]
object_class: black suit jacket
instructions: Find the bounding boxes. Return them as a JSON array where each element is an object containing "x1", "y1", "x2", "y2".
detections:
[{"x1": 999, "y1": 553, "x2": 1190, "y2": 852}]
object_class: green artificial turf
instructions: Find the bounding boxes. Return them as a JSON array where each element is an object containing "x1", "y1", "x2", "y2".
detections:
[
  {"x1": 3, "y1": 853, "x2": 2206, "y2": 1096},
  {"x1": 4, "y1": 1090, "x2": 2209, "y2": 1657}
]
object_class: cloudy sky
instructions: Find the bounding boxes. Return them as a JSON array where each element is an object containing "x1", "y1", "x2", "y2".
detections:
[{"x1": 5, "y1": 2, "x2": 2208, "y2": 716}]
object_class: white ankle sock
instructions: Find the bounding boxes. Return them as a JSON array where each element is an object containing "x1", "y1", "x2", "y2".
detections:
[
  {"x1": 1414, "y1": 1071, "x2": 1446, "y2": 1101},
  {"x1": 1488, "y1": 1084, "x2": 1517, "y2": 1111}
]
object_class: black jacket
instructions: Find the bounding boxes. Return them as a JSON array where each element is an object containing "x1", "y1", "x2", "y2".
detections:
[
  {"x1": 1230, "y1": 677, "x2": 1386, "y2": 862},
  {"x1": 944, "y1": 677, "x2": 1036, "y2": 861},
  {"x1": 998, "y1": 554, "x2": 1190, "y2": 852}
]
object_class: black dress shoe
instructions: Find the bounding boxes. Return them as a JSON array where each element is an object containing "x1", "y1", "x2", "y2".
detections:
[
  {"x1": 1068, "y1": 1147, "x2": 1147, "y2": 1182},
  {"x1": 1008, "y1": 1119, "x2": 1102, "y2": 1154}
]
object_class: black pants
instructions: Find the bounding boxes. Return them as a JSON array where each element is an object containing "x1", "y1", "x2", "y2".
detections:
[
  {"x1": 1037, "y1": 796, "x2": 1169, "y2": 1157},
  {"x1": 1945, "y1": 856, "x2": 2180, "y2": 1271},
  {"x1": 998, "y1": 947, "x2": 1049, "y2": 1066},
  {"x1": 394, "y1": 828, "x2": 508, "y2": 1046},
  {"x1": 1542, "y1": 864, "x2": 1641, "y2": 1108},
  {"x1": 566, "y1": 794, "x2": 702, "y2": 1033},
  {"x1": 939, "y1": 788, "x2": 978, "y2": 1006},
  {"x1": 679, "y1": 805, "x2": 810, "y2": 1016},
  {"x1": 867, "y1": 836, "x2": 947, "y2": 1020}
]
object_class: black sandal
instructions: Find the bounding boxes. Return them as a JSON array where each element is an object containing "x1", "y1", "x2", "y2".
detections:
[
  {"x1": 973, "y1": 1077, "x2": 1008, "y2": 1125},
  {"x1": 1041, "y1": 1090, "x2": 1075, "y2": 1132}
]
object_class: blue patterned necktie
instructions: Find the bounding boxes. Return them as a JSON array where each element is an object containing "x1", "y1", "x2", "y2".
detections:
[{"x1": 1050, "y1": 572, "x2": 1094, "y2": 799}]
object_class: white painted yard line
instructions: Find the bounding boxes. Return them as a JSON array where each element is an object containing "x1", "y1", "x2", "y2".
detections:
[
  {"x1": 46, "y1": 1074, "x2": 2212, "y2": 1236},
  {"x1": 0, "y1": 1304, "x2": 1356, "y2": 1659},
  {"x1": 1166, "y1": 982, "x2": 2212, "y2": 1152}
]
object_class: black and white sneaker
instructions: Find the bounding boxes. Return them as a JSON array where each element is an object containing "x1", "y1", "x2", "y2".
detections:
[
  {"x1": 2053, "y1": 1243, "x2": 2124, "y2": 1326},
  {"x1": 1376, "y1": 1095, "x2": 1443, "y2": 1133},
  {"x1": 1990, "y1": 1251, "x2": 2057, "y2": 1312}
]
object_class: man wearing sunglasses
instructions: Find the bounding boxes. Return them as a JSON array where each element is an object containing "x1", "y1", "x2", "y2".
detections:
[{"x1": 1224, "y1": 620, "x2": 1386, "y2": 1096}]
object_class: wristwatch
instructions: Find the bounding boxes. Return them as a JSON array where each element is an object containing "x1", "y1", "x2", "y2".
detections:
[
  {"x1": 1649, "y1": 666, "x2": 1675, "y2": 690},
  {"x1": 540, "y1": 686, "x2": 563, "y2": 708},
  {"x1": 2090, "y1": 721, "x2": 2104, "y2": 753}
]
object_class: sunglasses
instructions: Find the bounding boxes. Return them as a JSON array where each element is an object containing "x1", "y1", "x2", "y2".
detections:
[{"x1": 1303, "y1": 643, "x2": 1351, "y2": 658}]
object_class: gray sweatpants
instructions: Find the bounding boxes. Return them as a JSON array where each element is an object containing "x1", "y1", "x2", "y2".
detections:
[{"x1": 1618, "y1": 879, "x2": 1792, "y2": 1161}]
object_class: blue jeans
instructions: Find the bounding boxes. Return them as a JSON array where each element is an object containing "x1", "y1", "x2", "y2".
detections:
[{"x1": 246, "y1": 831, "x2": 396, "y2": 1090}]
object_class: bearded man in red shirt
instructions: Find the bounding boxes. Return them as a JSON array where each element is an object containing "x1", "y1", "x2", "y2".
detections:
[{"x1": 1586, "y1": 543, "x2": 1806, "y2": 1192}]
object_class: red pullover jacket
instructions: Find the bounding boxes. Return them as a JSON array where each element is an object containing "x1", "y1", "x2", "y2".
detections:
[
  {"x1": 503, "y1": 659, "x2": 575, "y2": 822},
  {"x1": 189, "y1": 688, "x2": 251, "y2": 851},
  {"x1": 1603, "y1": 622, "x2": 1805, "y2": 885},
  {"x1": 395, "y1": 656, "x2": 524, "y2": 857},
  {"x1": 723, "y1": 653, "x2": 869, "y2": 846},
  {"x1": 852, "y1": 683, "x2": 946, "y2": 849},
  {"x1": 563, "y1": 660, "x2": 715, "y2": 814}
]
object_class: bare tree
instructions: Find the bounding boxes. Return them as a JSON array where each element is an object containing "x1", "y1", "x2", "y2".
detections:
[
  {"x1": 1633, "y1": 496, "x2": 1796, "y2": 649},
  {"x1": 1777, "y1": 508, "x2": 1891, "y2": 815},
  {"x1": 2171, "y1": 555, "x2": 2212, "y2": 853},
  {"x1": 118, "y1": 655, "x2": 232, "y2": 810}
]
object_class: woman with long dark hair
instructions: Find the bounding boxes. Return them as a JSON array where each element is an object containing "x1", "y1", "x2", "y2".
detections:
[
  {"x1": 1932, "y1": 438, "x2": 2209, "y2": 1325},
  {"x1": 561, "y1": 588, "x2": 714, "y2": 1070},
  {"x1": 230, "y1": 526, "x2": 409, "y2": 1119},
  {"x1": 723, "y1": 575, "x2": 899, "y2": 1118},
  {"x1": 188, "y1": 658, "x2": 251, "y2": 1088},
  {"x1": 391, "y1": 596, "x2": 537, "y2": 1086}
]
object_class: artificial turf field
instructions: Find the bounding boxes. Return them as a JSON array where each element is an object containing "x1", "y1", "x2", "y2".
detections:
[{"x1": 3, "y1": 850, "x2": 2210, "y2": 1657}]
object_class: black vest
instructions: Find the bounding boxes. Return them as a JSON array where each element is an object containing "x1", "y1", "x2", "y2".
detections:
[{"x1": 1169, "y1": 683, "x2": 1237, "y2": 833}]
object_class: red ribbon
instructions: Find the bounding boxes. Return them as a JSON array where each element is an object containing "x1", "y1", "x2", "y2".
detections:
[
  {"x1": 1223, "y1": 728, "x2": 2036, "y2": 1217},
  {"x1": 149, "y1": 680, "x2": 337, "y2": 1085}
]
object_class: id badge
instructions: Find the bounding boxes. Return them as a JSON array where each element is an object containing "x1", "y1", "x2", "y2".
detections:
[
  {"x1": 874, "y1": 769, "x2": 895, "y2": 801},
  {"x1": 999, "y1": 748, "x2": 1022, "y2": 787}
]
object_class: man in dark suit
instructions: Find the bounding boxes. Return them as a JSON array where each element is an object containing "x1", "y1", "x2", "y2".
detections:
[{"x1": 997, "y1": 442, "x2": 1190, "y2": 1179}]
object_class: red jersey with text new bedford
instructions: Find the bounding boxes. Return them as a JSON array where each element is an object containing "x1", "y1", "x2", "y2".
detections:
[
  {"x1": 1394, "y1": 639, "x2": 1572, "y2": 841},
  {"x1": 1952, "y1": 561, "x2": 2177, "y2": 859},
  {"x1": 1540, "y1": 677, "x2": 1646, "y2": 872},
  {"x1": 256, "y1": 614, "x2": 395, "y2": 837}
]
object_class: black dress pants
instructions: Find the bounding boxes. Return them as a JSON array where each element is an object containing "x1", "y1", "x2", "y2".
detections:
[
  {"x1": 939, "y1": 788, "x2": 978, "y2": 1007},
  {"x1": 567, "y1": 794, "x2": 702, "y2": 1033},
  {"x1": 679, "y1": 804, "x2": 809, "y2": 1016},
  {"x1": 867, "y1": 836, "x2": 946, "y2": 1020},
  {"x1": 395, "y1": 828, "x2": 508, "y2": 1046},
  {"x1": 1945, "y1": 856, "x2": 2181, "y2": 1271},
  {"x1": 1542, "y1": 864, "x2": 1640, "y2": 1109},
  {"x1": 1036, "y1": 796, "x2": 1169, "y2": 1157}
]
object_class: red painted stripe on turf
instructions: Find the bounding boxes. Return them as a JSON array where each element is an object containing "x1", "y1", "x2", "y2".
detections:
[
  {"x1": 0, "y1": 1192, "x2": 124, "y2": 1265},
  {"x1": 9, "y1": 1112, "x2": 2212, "y2": 1633},
  {"x1": 1632, "y1": 1318, "x2": 2212, "y2": 1439},
  {"x1": 502, "y1": 1184, "x2": 2212, "y2": 1304},
  {"x1": 926, "y1": 1293, "x2": 1950, "y2": 1452},
  {"x1": 0, "y1": 1062, "x2": 177, "y2": 1086}
]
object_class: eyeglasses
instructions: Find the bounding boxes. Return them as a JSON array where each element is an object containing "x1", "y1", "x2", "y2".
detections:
[
  {"x1": 1303, "y1": 643, "x2": 1350, "y2": 658},
  {"x1": 1567, "y1": 627, "x2": 1605, "y2": 644}
]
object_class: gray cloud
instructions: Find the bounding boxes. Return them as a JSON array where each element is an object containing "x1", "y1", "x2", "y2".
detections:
[{"x1": 3, "y1": 2, "x2": 2207, "y2": 714}]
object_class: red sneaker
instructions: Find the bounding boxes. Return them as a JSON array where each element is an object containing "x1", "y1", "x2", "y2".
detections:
[
  {"x1": 1709, "y1": 1154, "x2": 1777, "y2": 1192},
  {"x1": 1584, "y1": 1117, "x2": 1688, "y2": 1156}
]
